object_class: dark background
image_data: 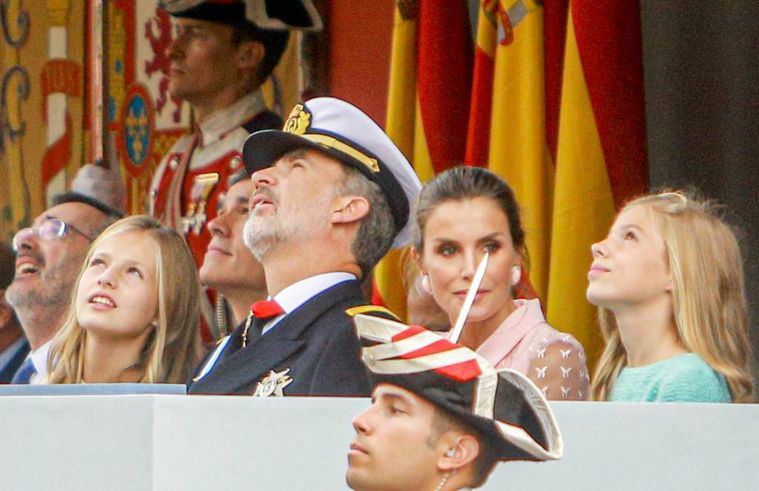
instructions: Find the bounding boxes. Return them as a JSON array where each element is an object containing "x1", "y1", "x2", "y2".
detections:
[{"x1": 641, "y1": 2, "x2": 759, "y2": 379}]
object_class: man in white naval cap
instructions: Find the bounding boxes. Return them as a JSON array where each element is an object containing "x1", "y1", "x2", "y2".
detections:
[
  {"x1": 187, "y1": 97, "x2": 421, "y2": 396},
  {"x1": 346, "y1": 314, "x2": 563, "y2": 491},
  {"x1": 149, "y1": 0, "x2": 321, "y2": 342}
]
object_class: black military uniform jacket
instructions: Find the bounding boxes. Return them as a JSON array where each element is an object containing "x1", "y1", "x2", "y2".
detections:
[
  {"x1": 188, "y1": 280, "x2": 375, "y2": 396},
  {"x1": 0, "y1": 338, "x2": 29, "y2": 383}
]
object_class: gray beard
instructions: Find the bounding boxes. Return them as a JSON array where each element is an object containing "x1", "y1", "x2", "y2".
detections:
[
  {"x1": 243, "y1": 214, "x2": 283, "y2": 261},
  {"x1": 5, "y1": 267, "x2": 77, "y2": 333}
]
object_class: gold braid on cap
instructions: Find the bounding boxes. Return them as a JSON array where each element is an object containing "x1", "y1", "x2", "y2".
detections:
[{"x1": 283, "y1": 104, "x2": 380, "y2": 173}]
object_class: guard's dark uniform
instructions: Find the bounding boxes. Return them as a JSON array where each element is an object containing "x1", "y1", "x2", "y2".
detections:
[{"x1": 188, "y1": 280, "x2": 374, "y2": 396}]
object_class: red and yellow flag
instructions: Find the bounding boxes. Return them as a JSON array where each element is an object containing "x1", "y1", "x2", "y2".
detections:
[
  {"x1": 546, "y1": 1, "x2": 648, "y2": 367},
  {"x1": 374, "y1": 0, "x2": 474, "y2": 319},
  {"x1": 467, "y1": 0, "x2": 555, "y2": 300},
  {"x1": 378, "y1": 1, "x2": 647, "y2": 373}
]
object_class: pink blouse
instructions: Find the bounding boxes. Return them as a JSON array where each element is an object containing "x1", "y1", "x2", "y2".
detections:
[{"x1": 475, "y1": 299, "x2": 590, "y2": 400}]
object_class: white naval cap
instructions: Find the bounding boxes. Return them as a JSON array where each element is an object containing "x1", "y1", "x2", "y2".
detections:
[{"x1": 243, "y1": 97, "x2": 422, "y2": 249}]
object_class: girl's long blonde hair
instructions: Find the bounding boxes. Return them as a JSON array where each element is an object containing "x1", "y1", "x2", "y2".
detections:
[
  {"x1": 591, "y1": 191, "x2": 754, "y2": 402},
  {"x1": 48, "y1": 215, "x2": 201, "y2": 384}
]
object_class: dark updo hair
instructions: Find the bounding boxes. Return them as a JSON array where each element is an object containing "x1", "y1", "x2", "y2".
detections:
[{"x1": 412, "y1": 166, "x2": 526, "y2": 256}]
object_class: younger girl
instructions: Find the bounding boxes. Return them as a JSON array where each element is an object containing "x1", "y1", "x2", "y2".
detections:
[
  {"x1": 48, "y1": 215, "x2": 201, "y2": 384},
  {"x1": 588, "y1": 191, "x2": 754, "y2": 402}
]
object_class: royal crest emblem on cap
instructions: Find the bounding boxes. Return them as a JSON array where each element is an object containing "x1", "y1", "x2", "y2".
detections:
[
  {"x1": 283, "y1": 104, "x2": 311, "y2": 135},
  {"x1": 252, "y1": 368, "x2": 293, "y2": 397}
]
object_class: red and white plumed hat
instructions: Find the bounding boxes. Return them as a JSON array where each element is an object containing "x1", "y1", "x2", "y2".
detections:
[{"x1": 353, "y1": 314, "x2": 564, "y2": 462}]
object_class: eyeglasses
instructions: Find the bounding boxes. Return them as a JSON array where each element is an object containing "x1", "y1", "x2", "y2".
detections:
[{"x1": 12, "y1": 218, "x2": 94, "y2": 252}]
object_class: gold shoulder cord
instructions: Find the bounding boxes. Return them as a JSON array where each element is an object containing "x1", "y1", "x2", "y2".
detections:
[
  {"x1": 241, "y1": 313, "x2": 254, "y2": 348},
  {"x1": 345, "y1": 305, "x2": 399, "y2": 320}
]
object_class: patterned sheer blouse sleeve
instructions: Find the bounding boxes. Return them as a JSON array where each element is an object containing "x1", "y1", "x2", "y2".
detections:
[{"x1": 526, "y1": 340, "x2": 590, "y2": 401}]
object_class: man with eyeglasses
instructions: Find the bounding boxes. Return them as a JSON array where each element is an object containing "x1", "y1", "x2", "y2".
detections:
[{"x1": 5, "y1": 192, "x2": 122, "y2": 384}]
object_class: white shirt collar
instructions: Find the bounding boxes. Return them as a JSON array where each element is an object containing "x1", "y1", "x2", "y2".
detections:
[
  {"x1": 273, "y1": 272, "x2": 357, "y2": 315},
  {"x1": 197, "y1": 91, "x2": 267, "y2": 147},
  {"x1": 262, "y1": 272, "x2": 357, "y2": 334},
  {"x1": 29, "y1": 339, "x2": 52, "y2": 384}
]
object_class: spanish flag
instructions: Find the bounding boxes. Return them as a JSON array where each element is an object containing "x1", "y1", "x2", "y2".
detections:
[
  {"x1": 467, "y1": 0, "x2": 554, "y2": 300},
  {"x1": 546, "y1": 1, "x2": 648, "y2": 367},
  {"x1": 374, "y1": 1, "x2": 474, "y2": 319}
]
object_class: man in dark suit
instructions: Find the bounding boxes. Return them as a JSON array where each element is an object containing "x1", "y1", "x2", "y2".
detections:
[{"x1": 188, "y1": 97, "x2": 421, "y2": 396}]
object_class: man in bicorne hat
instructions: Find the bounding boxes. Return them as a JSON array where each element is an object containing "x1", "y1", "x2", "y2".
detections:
[
  {"x1": 187, "y1": 97, "x2": 422, "y2": 396},
  {"x1": 346, "y1": 314, "x2": 563, "y2": 491},
  {"x1": 150, "y1": 0, "x2": 321, "y2": 341}
]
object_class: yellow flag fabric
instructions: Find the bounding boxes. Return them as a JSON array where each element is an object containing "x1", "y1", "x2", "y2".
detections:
[
  {"x1": 375, "y1": 2, "x2": 473, "y2": 319},
  {"x1": 374, "y1": 7, "x2": 419, "y2": 320},
  {"x1": 546, "y1": 2, "x2": 648, "y2": 368},
  {"x1": 546, "y1": 10, "x2": 615, "y2": 366},
  {"x1": 485, "y1": 0, "x2": 554, "y2": 300}
]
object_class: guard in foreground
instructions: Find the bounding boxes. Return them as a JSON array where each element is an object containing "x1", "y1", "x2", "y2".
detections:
[{"x1": 347, "y1": 313, "x2": 563, "y2": 490}]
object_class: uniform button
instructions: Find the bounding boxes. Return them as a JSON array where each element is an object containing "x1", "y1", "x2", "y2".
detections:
[
  {"x1": 230, "y1": 156, "x2": 242, "y2": 169},
  {"x1": 169, "y1": 157, "x2": 179, "y2": 169},
  {"x1": 150, "y1": 190, "x2": 157, "y2": 198}
]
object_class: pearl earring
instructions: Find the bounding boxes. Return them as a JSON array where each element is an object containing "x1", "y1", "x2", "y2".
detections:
[
  {"x1": 421, "y1": 274, "x2": 432, "y2": 294},
  {"x1": 511, "y1": 265, "x2": 522, "y2": 286}
]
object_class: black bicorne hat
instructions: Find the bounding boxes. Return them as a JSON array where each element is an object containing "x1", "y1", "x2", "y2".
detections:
[{"x1": 159, "y1": 0, "x2": 322, "y2": 32}]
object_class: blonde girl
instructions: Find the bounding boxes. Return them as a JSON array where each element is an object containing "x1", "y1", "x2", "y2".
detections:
[
  {"x1": 588, "y1": 190, "x2": 754, "y2": 402},
  {"x1": 48, "y1": 215, "x2": 201, "y2": 384}
]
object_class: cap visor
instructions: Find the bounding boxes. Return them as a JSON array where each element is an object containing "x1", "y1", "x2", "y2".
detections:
[{"x1": 243, "y1": 130, "x2": 323, "y2": 174}]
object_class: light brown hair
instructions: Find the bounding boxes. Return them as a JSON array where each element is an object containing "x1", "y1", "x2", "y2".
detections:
[
  {"x1": 591, "y1": 191, "x2": 754, "y2": 402},
  {"x1": 48, "y1": 215, "x2": 201, "y2": 384}
]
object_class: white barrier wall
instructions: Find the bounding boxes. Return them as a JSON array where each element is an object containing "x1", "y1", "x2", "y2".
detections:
[{"x1": 0, "y1": 395, "x2": 756, "y2": 490}]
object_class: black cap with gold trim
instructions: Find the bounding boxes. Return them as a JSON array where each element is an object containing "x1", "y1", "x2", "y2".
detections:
[
  {"x1": 159, "y1": 0, "x2": 322, "y2": 32},
  {"x1": 352, "y1": 314, "x2": 564, "y2": 462},
  {"x1": 243, "y1": 97, "x2": 422, "y2": 248}
]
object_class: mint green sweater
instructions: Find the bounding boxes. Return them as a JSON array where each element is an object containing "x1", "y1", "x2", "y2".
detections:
[{"x1": 610, "y1": 353, "x2": 731, "y2": 402}]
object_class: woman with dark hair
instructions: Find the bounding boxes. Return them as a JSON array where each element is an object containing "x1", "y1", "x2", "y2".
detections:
[{"x1": 412, "y1": 166, "x2": 588, "y2": 400}]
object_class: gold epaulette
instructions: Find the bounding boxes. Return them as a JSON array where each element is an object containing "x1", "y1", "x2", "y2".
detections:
[{"x1": 345, "y1": 305, "x2": 400, "y2": 321}]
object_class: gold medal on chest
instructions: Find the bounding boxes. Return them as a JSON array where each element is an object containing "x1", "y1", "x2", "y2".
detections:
[
  {"x1": 182, "y1": 172, "x2": 219, "y2": 235},
  {"x1": 252, "y1": 368, "x2": 293, "y2": 397}
]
